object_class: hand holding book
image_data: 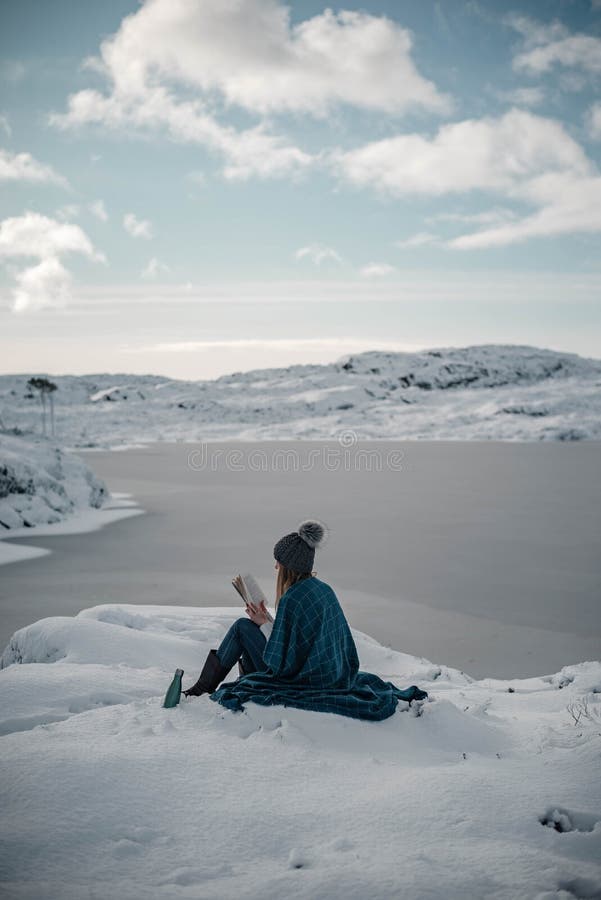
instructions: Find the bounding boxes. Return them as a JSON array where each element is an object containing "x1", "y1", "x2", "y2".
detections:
[{"x1": 232, "y1": 573, "x2": 274, "y2": 625}]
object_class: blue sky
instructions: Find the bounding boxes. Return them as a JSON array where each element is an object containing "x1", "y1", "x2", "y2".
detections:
[{"x1": 1, "y1": 0, "x2": 600, "y2": 378}]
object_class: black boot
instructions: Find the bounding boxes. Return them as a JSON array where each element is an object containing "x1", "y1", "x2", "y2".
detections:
[
  {"x1": 238, "y1": 657, "x2": 253, "y2": 677},
  {"x1": 183, "y1": 649, "x2": 232, "y2": 698}
]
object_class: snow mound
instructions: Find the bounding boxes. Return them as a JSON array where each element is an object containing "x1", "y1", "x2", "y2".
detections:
[
  {"x1": 2, "y1": 344, "x2": 600, "y2": 445},
  {"x1": 0, "y1": 604, "x2": 513, "y2": 762},
  {"x1": 0, "y1": 433, "x2": 108, "y2": 530},
  {"x1": 1, "y1": 604, "x2": 600, "y2": 899}
]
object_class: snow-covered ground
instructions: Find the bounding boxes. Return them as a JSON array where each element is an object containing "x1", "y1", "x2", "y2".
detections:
[
  {"x1": 1, "y1": 604, "x2": 600, "y2": 900},
  {"x1": 1, "y1": 344, "x2": 600, "y2": 448},
  {"x1": 0, "y1": 433, "x2": 144, "y2": 565},
  {"x1": 0, "y1": 433, "x2": 108, "y2": 529}
]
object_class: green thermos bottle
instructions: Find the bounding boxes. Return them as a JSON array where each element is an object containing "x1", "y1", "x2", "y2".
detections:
[{"x1": 163, "y1": 668, "x2": 184, "y2": 708}]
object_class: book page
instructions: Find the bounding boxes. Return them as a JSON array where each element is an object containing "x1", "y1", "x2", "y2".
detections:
[{"x1": 240, "y1": 573, "x2": 267, "y2": 607}]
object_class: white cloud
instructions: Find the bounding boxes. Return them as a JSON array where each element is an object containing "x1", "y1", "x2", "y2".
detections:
[
  {"x1": 48, "y1": 0, "x2": 449, "y2": 181},
  {"x1": 77, "y1": 0, "x2": 449, "y2": 117},
  {"x1": 359, "y1": 262, "x2": 396, "y2": 277},
  {"x1": 558, "y1": 71, "x2": 588, "y2": 93},
  {"x1": 0, "y1": 211, "x2": 105, "y2": 312},
  {"x1": 142, "y1": 257, "x2": 170, "y2": 279},
  {"x1": 504, "y1": 14, "x2": 568, "y2": 48},
  {"x1": 12, "y1": 257, "x2": 73, "y2": 313},
  {"x1": 55, "y1": 204, "x2": 80, "y2": 222},
  {"x1": 295, "y1": 244, "x2": 342, "y2": 265},
  {"x1": 333, "y1": 109, "x2": 589, "y2": 196},
  {"x1": 395, "y1": 232, "x2": 438, "y2": 249},
  {"x1": 0, "y1": 147, "x2": 69, "y2": 186},
  {"x1": 0, "y1": 114, "x2": 11, "y2": 137},
  {"x1": 448, "y1": 172, "x2": 601, "y2": 248},
  {"x1": 0, "y1": 212, "x2": 104, "y2": 260},
  {"x1": 507, "y1": 14, "x2": 601, "y2": 77},
  {"x1": 89, "y1": 199, "x2": 108, "y2": 221},
  {"x1": 134, "y1": 337, "x2": 377, "y2": 352},
  {"x1": 123, "y1": 212, "x2": 153, "y2": 239},
  {"x1": 516, "y1": 36, "x2": 601, "y2": 75},
  {"x1": 587, "y1": 102, "x2": 601, "y2": 140},
  {"x1": 496, "y1": 86, "x2": 545, "y2": 107},
  {"x1": 52, "y1": 85, "x2": 312, "y2": 182},
  {"x1": 426, "y1": 208, "x2": 517, "y2": 226},
  {"x1": 1, "y1": 60, "x2": 27, "y2": 83},
  {"x1": 333, "y1": 108, "x2": 601, "y2": 247}
]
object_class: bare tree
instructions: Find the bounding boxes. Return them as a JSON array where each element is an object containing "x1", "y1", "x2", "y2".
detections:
[
  {"x1": 27, "y1": 377, "x2": 58, "y2": 437},
  {"x1": 48, "y1": 381, "x2": 57, "y2": 437}
]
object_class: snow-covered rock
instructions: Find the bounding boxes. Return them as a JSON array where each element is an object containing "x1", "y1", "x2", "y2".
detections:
[
  {"x1": 1, "y1": 604, "x2": 600, "y2": 899},
  {"x1": 1, "y1": 344, "x2": 600, "y2": 447},
  {"x1": 0, "y1": 433, "x2": 108, "y2": 530}
]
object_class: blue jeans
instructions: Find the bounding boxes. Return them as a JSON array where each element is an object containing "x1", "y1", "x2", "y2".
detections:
[{"x1": 216, "y1": 617, "x2": 270, "y2": 675}]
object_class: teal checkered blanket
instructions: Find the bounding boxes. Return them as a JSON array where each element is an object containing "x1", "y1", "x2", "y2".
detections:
[{"x1": 210, "y1": 575, "x2": 428, "y2": 720}]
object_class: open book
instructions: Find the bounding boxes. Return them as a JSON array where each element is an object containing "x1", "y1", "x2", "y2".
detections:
[{"x1": 233, "y1": 573, "x2": 268, "y2": 608}]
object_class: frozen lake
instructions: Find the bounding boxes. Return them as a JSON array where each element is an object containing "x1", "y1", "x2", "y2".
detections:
[{"x1": 1, "y1": 440, "x2": 600, "y2": 678}]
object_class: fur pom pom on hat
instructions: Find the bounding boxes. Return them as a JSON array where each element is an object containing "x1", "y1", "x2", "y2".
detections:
[
  {"x1": 297, "y1": 519, "x2": 328, "y2": 549},
  {"x1": 274, "y1": 519, "x2": 329, "y2": 574}
]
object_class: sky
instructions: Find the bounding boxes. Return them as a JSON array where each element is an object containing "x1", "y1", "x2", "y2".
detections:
[{"x1": 1, "y1": 0, "x2": 600, "y2": 380}]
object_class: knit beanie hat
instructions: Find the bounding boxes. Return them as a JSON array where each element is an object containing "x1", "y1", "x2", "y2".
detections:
[{"x1": 273, "y1": 519, "x2": 329, "y2": 574}]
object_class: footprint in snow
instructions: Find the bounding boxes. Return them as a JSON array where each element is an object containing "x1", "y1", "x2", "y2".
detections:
[
  {"x1": 288, "y1": 848, "x2": 313, "y2": 869},
  {"x1": 158, "y1": 862, "x2": 233, "y2": 886},
  {"x1": 110, "y1": 826, "x2": 172, "y2": 858},
  {"x1": 286, "y1": 837, "x2": 356, "y2": 872},
  {"x1": 553, "y1": 874, "x2": 601, "y2": 899},
  {"x1": 327, "y1": 836, "x2": 355, "y2": 853},
  {"x1": 539, "y1": 807, "x2": 600, "y2": 834}
]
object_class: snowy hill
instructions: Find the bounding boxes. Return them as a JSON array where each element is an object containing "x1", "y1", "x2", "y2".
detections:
[
  {"x1": 1, "y1": 604, "x2": 600, "y2": 899},
  {"x1": 0, "y1": 433, "x2": 108, "y2": 530},
  {"x1": 0, "y1": 434, "x2": 145, "y2": 565},
  {"x1": 1, "y1": 344, "x2": 600, "y2": 447}
]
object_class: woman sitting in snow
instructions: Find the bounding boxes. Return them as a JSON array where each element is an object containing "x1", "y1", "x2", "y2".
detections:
[{"x1": 183, "y1": 520, "x2": 427, "y2": 720}]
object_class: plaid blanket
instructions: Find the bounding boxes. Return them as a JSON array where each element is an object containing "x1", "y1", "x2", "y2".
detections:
[{"x1": 210, "y1": 575, "x2": 428, "y2": 720}]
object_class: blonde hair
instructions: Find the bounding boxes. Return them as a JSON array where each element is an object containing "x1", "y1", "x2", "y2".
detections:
[{"x1": 275, "y1": 563, "x2": 315, "y2": 612}]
